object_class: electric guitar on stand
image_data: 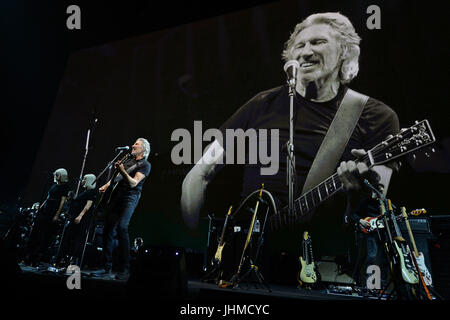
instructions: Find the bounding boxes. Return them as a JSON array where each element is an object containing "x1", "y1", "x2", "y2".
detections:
[
  {"x1": 384, "y1": 200, "x2": 418, "y2": 285},
  {"x1": 298, "y1": 231, "x2": 317, "y2": 287},
  {"x1": 401, "y1": 207, "x2": 433, "y2": 287},
  {"x1": 213, "y1": 206, "x2": 233, "y2": 266},
  {"x1": 204, "y1": 206, "x2": 233, "y2": 284},
  {"x1": 229, "y1": 185, "x2": 270, "y2": 292}
]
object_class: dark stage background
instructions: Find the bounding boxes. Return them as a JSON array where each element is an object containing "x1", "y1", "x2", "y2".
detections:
[{"x1": 2, "y1": 1, "x2": 450, "y2": 259}]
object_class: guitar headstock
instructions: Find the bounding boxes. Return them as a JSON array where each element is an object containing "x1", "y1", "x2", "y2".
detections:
[
  {"x1": 410, "y1": 208, "x2": 427, "y2": 216},
  {"x1": 303, "y1": 231, "x2": 310, "y2": 241},
  {"x1": 368, "y1": 120, "x2": 435, "y2": 166}
]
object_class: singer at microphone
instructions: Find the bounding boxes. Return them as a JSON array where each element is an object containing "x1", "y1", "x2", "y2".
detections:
[
  {"x1": 93, "y1": 138, "x2": 151, "y2": 281},
  {"x1": 180, "y1": 12, "x2": 399, "y2": 258}
]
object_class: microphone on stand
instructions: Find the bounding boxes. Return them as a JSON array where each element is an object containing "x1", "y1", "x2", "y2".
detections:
[
  {"x1": 283, "y1": 60, "x2": 299, "y2": 218},
  {"x1": 283, "y1": 60, "x2": 300, "y2": 88},
  {"x1": 115, "y1": 146, "x2": 130, "y2": 151}
]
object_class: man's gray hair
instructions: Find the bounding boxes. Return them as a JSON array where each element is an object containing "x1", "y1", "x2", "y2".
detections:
[
  {"x1": 282, "y1": 12, "x2": 361, "y2": 84},
  {"x1": 138, "y1": 138, "x2": 151, "y2": 159}
]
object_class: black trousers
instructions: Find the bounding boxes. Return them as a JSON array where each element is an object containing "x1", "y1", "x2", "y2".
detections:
[
  {"x1": 354, "y1": 229, "x2": 389, "y2": 288},
  {"x1": 103, "y1": 194, "x2": 139, "y2": 271},
  {"x1": 60, "y1": 213, "x2": 92, "y2": 263},
  {"x1": 26, "y1": 216, "x2": 58, "y2": 263}
]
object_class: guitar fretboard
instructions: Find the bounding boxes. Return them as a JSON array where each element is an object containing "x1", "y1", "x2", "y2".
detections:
[
  {"x1": 295, "y1": 173, "x2": 343, "y2": 216},
  {"x1": 278, "y1": 156, "x2": 371, "y2": 220}
]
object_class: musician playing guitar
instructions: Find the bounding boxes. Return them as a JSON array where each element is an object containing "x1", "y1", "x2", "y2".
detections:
[
  {"x1": 345, "y1": 182, "x2": 392, "y2": 291},
  {"x1": 92, "y1": 138, "x2": 151, "y2": 281},
  {"x1": 181, "y1": 12, "x2": 400, "y2": 275}
]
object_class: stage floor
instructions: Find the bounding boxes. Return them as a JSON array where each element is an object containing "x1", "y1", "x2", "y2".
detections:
[{"x1": 8, "y1": 263, "x2": 383, "y2": 302}]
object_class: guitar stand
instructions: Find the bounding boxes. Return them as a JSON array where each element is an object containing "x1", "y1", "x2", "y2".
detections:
[
  {"x1": 233, "y1": 258, "x2": 271, "y2": 293},
  {"x1": 424, "y1": 286, "x2": 444, "y2": 300},
  {"x1": 374, "y1": 215, "x2": 411, "y2": 300},
  {"x1": 374, "y1": 203, "x2": 419, "y2": 300},
  {"x1": 201, "y1": 214, "x2": 223, "y2": 284},
  {"x1": 201, "y1": 264, "x2": 222, "y2": 284},
  {"x1": 231, "y1": 205, "x2": 271, "y2": 293}
]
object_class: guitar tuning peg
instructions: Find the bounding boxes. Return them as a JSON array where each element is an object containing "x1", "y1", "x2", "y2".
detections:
[
  {"x1": 412, "y1": 154, "x2": 416, "y2": 161},
  {"x1": 425, "y1": 152, "x2": 430, "y2": 158},
  {"x1": 431, "y1": 148, "x2": 436, "y2": 153},
  {"x1": 415, "y1": 120, "x2": 419, "y2": 124}
]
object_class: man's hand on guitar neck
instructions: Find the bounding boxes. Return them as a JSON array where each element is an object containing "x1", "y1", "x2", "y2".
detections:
[
  {"x1": 339, "y1": 148, "x2": 394, "y2": 223},
  {"x1": 337, "y1": 149, "x2": 379, "y2": 194}
]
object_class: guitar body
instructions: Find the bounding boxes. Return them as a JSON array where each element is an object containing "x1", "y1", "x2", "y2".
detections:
[
  {"x1": 299, "y1": 257, "x2": 317, "y2": 284},
  {"x1": 96, "y1": 153, "x2": 132, "y2": 212},
  {"x1": 214, "y1": 243, "x2": 225, "y2": 263},
  {"x1": 362, "y1": 209, "x2": 427, "y2": 234},
  {"x1": 298, "y1": 231, "x2": 317, "y2": 286},
  {"x1": 361, "y1": 216, "x2": 384, "y2": 234},
  {"x1": 211, "y1": 206, "x2": 233, "y2": 270},
  {"x1": 95, "y1": 181, "x2": 119, "y2": 213},
  {"x1": 393, "y1": 240, "x2": 418, "y2": 284},
  {"x1": 414, "y1": 252, "x2": 432, "y2": 286},
  {"x1": 401, "y1": 207, "x2": 433, "y2": 287}
]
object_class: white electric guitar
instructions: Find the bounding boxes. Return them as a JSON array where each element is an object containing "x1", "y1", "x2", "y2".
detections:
[
  {"x1": 298, "y1": 231, "x2": 317, "y2": 286},
  {"x1": 401, "y1": 207, "x2": 433, "y2": 286}
]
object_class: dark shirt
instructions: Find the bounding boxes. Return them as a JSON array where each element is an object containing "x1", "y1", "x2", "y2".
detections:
[
  {"x1": 68, "y1": 188, "x2": 98, "y2": 219},
  {"x1": 219, "y1": 84, "x2": 400, "y2": 208},
  {"x1": 348, "y1": 195, "x2": 380, "y2": 225},
  {"x1": 114, "y1": 157, "x2": 151, "y2": 198},
  {"x1": 40, "y1": 182, "x2": 70, "y2": 218}
]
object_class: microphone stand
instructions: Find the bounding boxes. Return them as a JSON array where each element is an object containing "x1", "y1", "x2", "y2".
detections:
[
  {"x1": 75, "y1": 129, "x2": 91, "y2": 197},
  {"x1": 93, "y1": 150, "x2": 125, "y2": 185},
  {"x1": 286, "y1": 83, "x2": 296, "y2": 222},
  {"x1": 75, "y1": 118, "x2": 97, "y2": 197},
  {"x1": 79, "y1": 149, "x2": 125, "y2": 269}
]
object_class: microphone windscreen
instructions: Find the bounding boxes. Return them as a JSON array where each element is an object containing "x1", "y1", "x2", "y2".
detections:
[{"x1": 283, "y1": 60, "x2": 300, "y2": 72}]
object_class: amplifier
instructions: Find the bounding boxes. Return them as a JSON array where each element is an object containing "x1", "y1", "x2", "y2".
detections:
[{"x1": 398, "y1": 217, "x2": 431, "y2": 234}]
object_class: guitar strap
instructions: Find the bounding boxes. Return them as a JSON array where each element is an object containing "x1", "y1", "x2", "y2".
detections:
[{"x1": 301, "y1": 88, "x2": 369, "y2": 195}]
